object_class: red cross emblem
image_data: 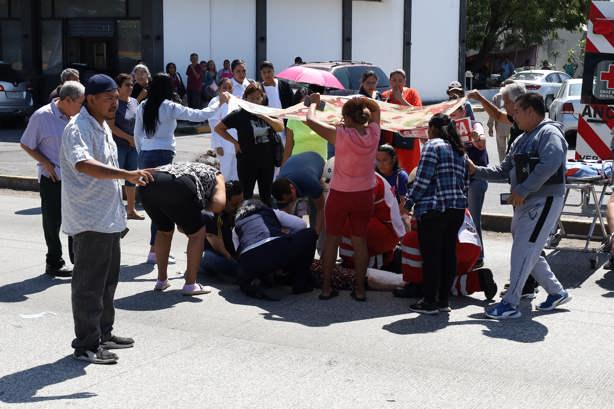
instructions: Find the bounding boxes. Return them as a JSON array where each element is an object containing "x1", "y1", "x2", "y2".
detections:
[{"x1": 600, "y1": 64, "x2": 614, "y2": 89}]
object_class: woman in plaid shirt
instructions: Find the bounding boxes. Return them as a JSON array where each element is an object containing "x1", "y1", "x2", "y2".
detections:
[{"x1": 404, "y1": 113, "x2": 468, "y2": 315}]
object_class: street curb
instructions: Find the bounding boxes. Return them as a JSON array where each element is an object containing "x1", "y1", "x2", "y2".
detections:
[{"x1": 0, "y1": 175, "x2": 39, "y2": 192}]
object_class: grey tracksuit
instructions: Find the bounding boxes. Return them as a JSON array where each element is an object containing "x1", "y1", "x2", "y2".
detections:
[{"x1": 475, "y1": 119, "x2": 567, "y2": 307}]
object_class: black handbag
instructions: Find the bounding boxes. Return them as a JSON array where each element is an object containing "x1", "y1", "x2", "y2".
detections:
[{"x1": 270, "y1": 129, "x2": 284, "y2": 167}]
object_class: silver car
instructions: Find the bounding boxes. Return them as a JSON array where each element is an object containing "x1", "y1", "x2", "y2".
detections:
[
  {"x1": 509, "y1": 70, "x2": 572, "y2": 108},
  {"x1": 548, "y1": 78, "x2": 582, "y2": 148},
  {"x1": 0, "y1": 63, "x2": 35, "y2": 121}
]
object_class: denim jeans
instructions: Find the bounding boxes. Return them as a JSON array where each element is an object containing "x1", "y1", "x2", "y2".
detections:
[
  {"x1": 468, "y1": 178, "x2": 488, "y2": 260},
  {"x1": 199, "y1": 249, "x2": 239, "y2": 278},
  {"x1": 138, "y1": 149, "x2": 175, "y2": 246},
  {"x1": 116, "y1": 143, "x2": 138, "y2": 187}
]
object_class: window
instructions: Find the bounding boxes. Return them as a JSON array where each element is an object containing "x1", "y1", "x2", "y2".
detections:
[
  {"x1": 545, "y1": 74, "x2": 560, "y2": 83},
  {"x1": 568, "y1": 83, "x2": 582, "y2": 97},
  {"x1": 559, "y1": 72, "x2": 571, "y2": 82},
  {"x1": 0, "y1": 20, "x2": 22, "y2": 70},
  {"x1": 510, "y1": 72, "x2": 545, "y2": 81},
  {"x1": 117, "y1": 20, "x2": 141, "y2": 73},
  {"x1": 41, "y1": 21, "x2": 63, "y2": 74},
  {"x1": 344, "y1": 66, "x2": 390, "y2": 90},
  {"x1": 332, "y1": 68, "x2": 350, "y2": 89},
  {"x1": 54, "y1": 0, "x2": 127, "y2": 18},
  {"x1": 0, "y1": 0, "x2": 7, "y2": 18}
]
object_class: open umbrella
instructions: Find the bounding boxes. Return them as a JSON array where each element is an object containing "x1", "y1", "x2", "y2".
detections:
[{"x1": 276, "y1": 66, "x2": 345, "y2": 90}]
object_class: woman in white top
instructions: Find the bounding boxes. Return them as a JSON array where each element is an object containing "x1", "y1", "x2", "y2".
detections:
[
  {"x1": 134, "y1": 73, "x2": 230, "y2": 264},
  {"x1": 230, "y1": 59, "x2": 250, "y2": 98},
  {"x1": 208, "y1": 78, "x2": 238, "y2": 181}
]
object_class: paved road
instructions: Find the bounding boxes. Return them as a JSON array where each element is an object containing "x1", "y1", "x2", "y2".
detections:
[{"x1": 0, "y1": 188, "x2": 613, "y2": 408}]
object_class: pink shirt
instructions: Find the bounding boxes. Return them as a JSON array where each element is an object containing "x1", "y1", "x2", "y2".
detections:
[{"x1": 330, "y1": 122, "x2": 380, "y2": 192}]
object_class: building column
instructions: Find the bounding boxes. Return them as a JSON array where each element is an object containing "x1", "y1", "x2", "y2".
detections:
[
  {"x1": 256, "y1": 0, "x2": 267, "y2": 67},
  {"x1": 142, "y1": 0, "x2": 164, "y2": 73},
  {"x1": 458, "y1": 0, "x2": 467, "y2": 83},
  {"x1": 402, "y1": 0, "x2": 412, "y2": 84},
  {"x1": 20, "y1": 0, "x2": 42, "y2": 103},
  {"x1": 342, "y1": 0, "x2": 352, "y2": 61}
]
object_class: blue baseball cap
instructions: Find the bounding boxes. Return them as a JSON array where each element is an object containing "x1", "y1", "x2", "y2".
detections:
[{"x1": 85, "y1": 74, "x2": 118, "y2": 96}]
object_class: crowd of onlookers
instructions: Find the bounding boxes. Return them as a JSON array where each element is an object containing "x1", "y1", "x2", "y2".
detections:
[{"x1": 18, "y1": 52, "x2": 572, "y2": 364}]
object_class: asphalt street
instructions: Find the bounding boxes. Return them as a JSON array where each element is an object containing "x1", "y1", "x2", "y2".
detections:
[{"x1": 0, "y1": 188, "x2": 613, "y2": 408}]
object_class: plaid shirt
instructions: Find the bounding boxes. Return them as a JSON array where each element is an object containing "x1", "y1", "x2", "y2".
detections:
[{"x1": 405, "y1": 138, "x2": 468, "y2": 218}]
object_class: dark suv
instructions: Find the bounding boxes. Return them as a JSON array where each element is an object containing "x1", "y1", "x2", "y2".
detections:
[{"x1": 299, "y1": 61, "x2": 390, "y2": 95}]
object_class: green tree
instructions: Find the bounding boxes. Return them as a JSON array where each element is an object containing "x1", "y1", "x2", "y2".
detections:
[{"x1": 467, "y1": 0, "x2": 588, "y2": 71}]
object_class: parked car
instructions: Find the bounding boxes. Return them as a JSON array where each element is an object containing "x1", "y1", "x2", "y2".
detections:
[
  {"x1": 509, "y1": 70, "x2": 572, "y2": 108},
  {"x1": 299, "y1": 61, "x2": 390, "y2": 95},
  {"x1": 0, "y1": 63, "x2": 35, "y2": 121},
  {"x1": 548, "y1": 78, "x2": 582, "y2": 148}
]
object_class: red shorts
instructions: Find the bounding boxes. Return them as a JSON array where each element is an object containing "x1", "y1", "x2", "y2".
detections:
[{"x1": 325, "y1": 189, "x2": 374, "y2": 238}]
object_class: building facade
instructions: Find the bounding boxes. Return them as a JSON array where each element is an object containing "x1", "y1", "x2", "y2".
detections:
[{"x1": 1, "y1": 0, "x2": 465, "y2": 103}]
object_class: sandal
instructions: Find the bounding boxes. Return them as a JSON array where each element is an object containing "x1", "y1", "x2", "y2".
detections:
[
  {"x1": 182, "y1": 283, "x2": 211, "y2": 296},
  {"x1": 318, "y1": 289, "x2": 339, "y2": 300},
  {"x1": 154, "y1": 280, "x2": 171, "y2": 291},
  {"x1": 350, "y1": 290, "x2": 367, "y2": 302}
]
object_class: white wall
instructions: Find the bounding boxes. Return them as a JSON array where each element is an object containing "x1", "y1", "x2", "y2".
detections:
[
  {"x1": 352, "y1": 0, "x2": 404, "y2": 77},
  {"x1": 267, "y1": 0, "x2": 342, "y2": 72},
  {"x1": 163, "y1": 0, "x2": 256, "y2": 81},
  {"x1": 410, "y1": 0, "x2": 460, "y2": 101}
]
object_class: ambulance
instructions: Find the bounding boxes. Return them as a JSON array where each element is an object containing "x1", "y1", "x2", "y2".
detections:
[{"x1": 578, "y1": 0, "x2": 614, "y2": 160}]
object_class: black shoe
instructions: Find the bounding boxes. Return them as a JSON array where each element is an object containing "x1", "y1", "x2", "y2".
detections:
[
  {"x1": 605, "y1": 256, "x2": 614, "y2": 270},
  {"x1": 73, "y1": 347, "x2": 118, "y2": 364},
  {"x1": 393, "y1": 283, "x2": 423, "y2": 299},
  {"x1": 436, "y1": 300, "x2": 451, "y2": 312},
  {"x1": 473, "y1": 259, "x2": 484, "y2": 269},
  {"x1": 45, "y1": 264, "x2": 72, "y2": 277},
  {"x1": 101, "y1": 335, "x2": 135, "y2": 350},
  {"x1": 242, "y1": 284, "x2": 281, "y2": 301},
  {"x1": 476, "y1": 268, "x2": 498, "y2": 301},
  {"x1": 409, "y1": 300, "x2": 439, "y2": 315}
]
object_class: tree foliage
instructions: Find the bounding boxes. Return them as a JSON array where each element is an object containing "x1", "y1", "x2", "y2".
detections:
[{"x1": 467, "y1": 0, "x2": 589, "y2": 69}]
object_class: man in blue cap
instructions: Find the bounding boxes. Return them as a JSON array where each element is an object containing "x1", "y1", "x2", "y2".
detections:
[{"x1": 60, "y1": 74, "x2": 154, "y2": 364}]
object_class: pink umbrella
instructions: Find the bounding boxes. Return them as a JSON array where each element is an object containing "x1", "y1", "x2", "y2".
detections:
[{"x1": 276, "y1": 66, "x2": 345, "y2": 90}]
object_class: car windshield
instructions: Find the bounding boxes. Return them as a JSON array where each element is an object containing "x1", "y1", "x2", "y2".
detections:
[
  {"x1": 334, "y1": 66, "x2": 390, "y2": 90},
  {"x1": 568, "y1": 83, "x2": 581, "y2": 96},
  {"x1": 510, "y1": 72, "x2": 545, "y2": 81},
  {"x1": 0, "y1": 64, "x2": 23, "y2": 82}
]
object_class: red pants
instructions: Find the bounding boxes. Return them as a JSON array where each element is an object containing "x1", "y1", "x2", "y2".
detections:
[{"x1": 339, "y1": 218, "x2": 398, "y2": 269}]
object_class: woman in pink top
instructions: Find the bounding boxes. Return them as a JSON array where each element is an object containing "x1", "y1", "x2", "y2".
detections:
[{"x1": 306, "y1": 94, "x2": 380, "y2": 301}]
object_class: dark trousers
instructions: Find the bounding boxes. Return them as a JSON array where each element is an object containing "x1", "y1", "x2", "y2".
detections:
[
  {"x1": 39, "y1": 176, "x2": 73, "y2": 268},
  {"x1": 237, "y1": 157, "x2": 274, "y2": 207},
  {"x1": 238, "y1": 228, "x2": 317, "y2": 293},
  {"x1": 139, "y1": 149, "x2": 174, "y2": 246},
  {"x1": 187, "y1": 90, "x2": 202, "y2": 109},
  {"x1": 71, "y1": 231, "x2": 120, "y2": 352},
  {"x1": 417, "y1": 208, "x2": 465, "y2": 305}
]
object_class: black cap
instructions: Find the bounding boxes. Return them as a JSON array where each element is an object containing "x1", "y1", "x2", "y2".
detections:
[{"x1": 85, "y1": 74, "x2": 118, "y2": 96}]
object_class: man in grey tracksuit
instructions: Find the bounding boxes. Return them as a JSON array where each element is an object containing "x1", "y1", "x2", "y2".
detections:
[{"x1": 468, "y1": 92, "x2": 571, "y2": 319}]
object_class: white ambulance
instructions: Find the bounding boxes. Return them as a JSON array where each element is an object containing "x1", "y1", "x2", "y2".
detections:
[{"x1": 578, "y1": 0, "x2": 614, "y2": 160}]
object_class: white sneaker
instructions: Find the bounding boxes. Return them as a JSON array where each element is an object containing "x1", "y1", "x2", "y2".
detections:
[
  {"x1": 146, "y1": 252, "x2": 177, "y2": 265},
  {"x1": 154, "y1": 279, "x2": 171, "y2": 291}
]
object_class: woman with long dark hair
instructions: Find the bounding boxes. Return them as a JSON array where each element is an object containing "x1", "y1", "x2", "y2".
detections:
[
  {"x1": 359, "y1": 70, "x2": 381, "y2": 100},
  {"x1": 404, "y1": 113, "x2": 468, "y2": 314},
  {"x1": 165, "y1": 62, "x2": 186, "y2": 101},
  {"x1": 134, "y1": 73, "x2": 230, "y2": 264}
]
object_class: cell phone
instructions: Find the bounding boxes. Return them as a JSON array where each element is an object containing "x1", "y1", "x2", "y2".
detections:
[
  {"x1": 500, "y1": 193, "x2": 512, "y2": 205},
  {"x1": 304, "y1": 97, "x2": 326, "y2": 111}
]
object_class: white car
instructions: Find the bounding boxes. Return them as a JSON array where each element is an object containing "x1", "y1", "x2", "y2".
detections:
[
  {"x1": 548, "y1": 79, "x2": 582, "y2": 148},
  {"x1": 509, "y1": 70, "x2": 572, "y2": 108}
]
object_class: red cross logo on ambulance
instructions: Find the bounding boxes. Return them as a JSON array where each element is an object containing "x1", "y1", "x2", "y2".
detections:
[{"x1": 600, "y1": 63, "x2": 614, "y2": 89}]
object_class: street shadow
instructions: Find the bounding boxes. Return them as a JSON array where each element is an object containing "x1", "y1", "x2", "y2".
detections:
[
  {"x1": 0, "y1": 274, "x2": 69, "y2": 303},
  {"x1": 217, "y1": 285, "x2": 414, "y2": 328},
  {"x1": 545, "y1": 249, "x2": 607, "y2": 289},
  {"x1": 114, "y1": 289, "x2": 203, "y2": 311},
  {"x1": 119, "y1": 263, "x2": 155, "y2": 282},
  {"x1": 14, "y1": 207, "x2": 42, "y2": 216},
  {"x1": 0, "y1": 356, "x2": 95, "y2": 403},
  {"x1": 596, "y1": 270, "x2": 614, "y2": 298},
  {"x1": 383, "y1": 308, "x2": 569, "y2": 343}
]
